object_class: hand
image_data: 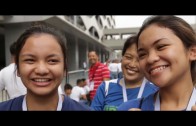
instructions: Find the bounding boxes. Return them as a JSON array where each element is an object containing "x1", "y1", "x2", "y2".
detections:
[
  {"x1": 128, "y1": 108, "x2": 141, "y2": 111},
  {"x1": 191, "y1": 105, "x2": 196, "y2": 111}
]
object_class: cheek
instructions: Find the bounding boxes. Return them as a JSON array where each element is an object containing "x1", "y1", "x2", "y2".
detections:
[
  {"x1": 139, "y1": 61, "x2": 146, "y2": 72},
  {"x1": 54, "y1": 67, "x2": 65, "y2": 78},
  {"x1": 18, "y1": 64, "x2": 31, "y2": 77}
]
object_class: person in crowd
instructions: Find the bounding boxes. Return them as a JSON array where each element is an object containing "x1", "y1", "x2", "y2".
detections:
[
  {"x1": 88, "y1": 51, "x2": 110, "y2": 103},
  {"x1": 80, "y1": 78, "x2": 90, "y2": 105},
  {"x1": 0, "y1": 42, "x2": 26, "y2": 99},
  {"x1": 0, "y1": 22, "x2": 90, "y2": 111},
  {"x1": 91, "y1": 35, "x2": 158, "y2": 111},
  {"x1": 104, "y1": 58, "x2": 110, "y2": 67},
  {"x1": 64, "y1": 83, "x2": 72, "y2": 97},
  {"x1": 118, "y1": 16, "x2": 196, "y2": 111},
  {"x1": 108, "y1": 59, "x2": 119, "y2": 79},
  {"x1": 70, "y1": 79, "x2": 87, "y2": 102}
]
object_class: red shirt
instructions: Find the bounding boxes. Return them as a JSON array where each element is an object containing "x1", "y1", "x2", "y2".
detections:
[{"x1": 89, "y1": 62, "x2": 110, "y2": 100}]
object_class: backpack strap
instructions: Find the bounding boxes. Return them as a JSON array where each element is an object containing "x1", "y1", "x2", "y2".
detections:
[{"x1": 105, "y1": 79, "x2": 118, "y2": 96}]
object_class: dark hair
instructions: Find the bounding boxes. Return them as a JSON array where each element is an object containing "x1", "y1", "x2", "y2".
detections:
[
  {"x1": 9, "y1": 41, "x2": 17, "y2": 56},
  {"x1": 64, "y1": 83, "x2": 72, "y2": 90},
  {"x1": 15, "y1": 22, "x2": 67, "y2": 72},
  {"x1": 88, "y1": 51, "x2": 99, "y2": 57},
  {"x1": 81, "y1": 78, "x2": 86, "y2": 82},
  {"x1": 137, "y1": 16, "x2": 196, "y2": 84},
  {"x1": 76, "y1": 79, "x2": 82, "y2": 85},
  {"x1": 122, "y1": 35, "x2": 137, "y2": 56}
]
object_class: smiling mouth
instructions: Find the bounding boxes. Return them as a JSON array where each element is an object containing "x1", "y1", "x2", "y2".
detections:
[
  {"x1": 149, "y1": 65, "x2": 169, "y2": 75},
  {"x1": 31, "y1": 78, "x2": 52, "y2": 86}
]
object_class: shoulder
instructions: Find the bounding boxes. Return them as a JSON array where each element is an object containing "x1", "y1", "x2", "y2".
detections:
[
  {"x1": 117, "y1": 98, "x2": 142, "y2": 111},
  {"x1": 118, "y1": 93, "x2": 156, "y2": 111},
  {"x1": 62, "y1": 95, "x2": 91, "y2": 111},
  {"x1": 145, "y1": 82, "x2": 159, "y2": 91},
  {"x1": 98, "y1": 63, "x2": 108, "y2": 69},
  {"x1": 0, "y1": 64, "x2": 15, "y2": 75},
  {"x1": 0, "y1": 95, "x2": 24, "y2": 111}
]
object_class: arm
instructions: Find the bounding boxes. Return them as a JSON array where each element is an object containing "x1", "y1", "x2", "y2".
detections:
[
  {"x1": 0, "y1": 69, "x2": 5, "y2": 91},
  {"x1": 80, "y1": 88, "x2": 87, "y2": 100},
  {"x1": 90, "y1": 82, "x2": 106, "y2": 111}
]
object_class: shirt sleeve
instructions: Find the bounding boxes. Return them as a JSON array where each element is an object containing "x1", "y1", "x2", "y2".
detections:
[
  {"x1": 0, "y1": 69, "x2": 5, "y2": 91},
  {"x1": 90, "y1": 82, "x2": 106, "y2": 111}
]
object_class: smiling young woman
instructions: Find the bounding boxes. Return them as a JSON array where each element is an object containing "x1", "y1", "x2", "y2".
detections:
[
  {"x1": 118, "y1": 16, "x2": 196, "y2": 111},
  {"x1": 0, "y1": 22, "x2": 90, "y2": 111}
]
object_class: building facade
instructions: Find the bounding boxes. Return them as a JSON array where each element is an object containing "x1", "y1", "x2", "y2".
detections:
[{"x1": 0, "y1": 15, "x2": 115, "y2": 86}]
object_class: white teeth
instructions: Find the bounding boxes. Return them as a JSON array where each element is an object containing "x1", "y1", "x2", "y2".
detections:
[
  {"x1": 127, "y1": 69, "x2": 136, "y2": 74},
  {"x1": 150, "y1": 66, "x2": 167, "y2": 74},
  {"x1": 34, "y1": 79, "x2": 49, "y2": 82}
]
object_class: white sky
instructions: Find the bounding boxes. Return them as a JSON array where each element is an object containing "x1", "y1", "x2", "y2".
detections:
[{"x1": 115, "y1": 16, "x2": 196, "y2": 28}]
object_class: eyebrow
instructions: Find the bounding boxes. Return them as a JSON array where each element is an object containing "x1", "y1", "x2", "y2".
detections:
[
  {"x1": 20, "y1": 54, "x2": 62, "y2": 58},
  {"x1": 137, "y1": 38, "x2": 166, "y2": 52}
]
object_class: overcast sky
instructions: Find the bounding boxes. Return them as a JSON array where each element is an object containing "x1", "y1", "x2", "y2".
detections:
[{"x1": 115, "y1": 16, "x2": 196, "y2": 28}]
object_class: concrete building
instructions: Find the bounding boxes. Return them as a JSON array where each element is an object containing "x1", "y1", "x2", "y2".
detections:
[
  {"x1": 0, "y1": 15, "x2": 115, "y2": 87},
  {"x1": 1, "y1": 16, "x2": 195, "y2": 101}
]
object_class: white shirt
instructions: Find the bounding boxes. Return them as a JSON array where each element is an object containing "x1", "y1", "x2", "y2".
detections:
[
  {"x1": 117, "y1": 63, "x2": 122, "y2": 72},
  {"x1": 0, "y1": 63, "x2": 26, "y2": 99},
  {"x1": 70, "y1": 86, "x2": 85, "y2": 102},
  {"x1": 108, "y1": 63, "x2": 119, "y2": 72},
  {"x1": 83, "y1": 85, "x2": 90, "y2": 94}
]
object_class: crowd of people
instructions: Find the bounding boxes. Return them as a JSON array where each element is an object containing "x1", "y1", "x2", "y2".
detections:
[{"x1": 1, "y1": 16, "x2": 196, "y2": 111}]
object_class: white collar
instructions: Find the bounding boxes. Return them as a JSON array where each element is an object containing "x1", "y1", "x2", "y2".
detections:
[{"x1": 22, "y1": 93, "x2": 63, "y2": 111}]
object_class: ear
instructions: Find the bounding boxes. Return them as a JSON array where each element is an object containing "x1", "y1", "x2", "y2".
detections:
[{"x1": 189, "y1": 45, "x2": 196, "y2": 61}]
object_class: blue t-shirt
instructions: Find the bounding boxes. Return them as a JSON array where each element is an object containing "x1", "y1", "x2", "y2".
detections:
[
  {"x1": 0, "y1": 95, "x2": 91, "y2": 111},
  {"x1": 90, "y1": 78, "x2": 158, "y2": 111},
  {"x1": 117, "y1": 92, "x2": 156, "y2": 111}
]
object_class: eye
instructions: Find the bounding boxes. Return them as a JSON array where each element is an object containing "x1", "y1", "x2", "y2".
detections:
[
  {"x1": 24, "y1": 59, "x2": 34, "y2": 64},
  {"x1": 48, "y1": 59, "x2": 59, "y2": 64},
  {"x1": 138, "y1": 52, "x2": 147, "y2": 59},
  {"x1": 124, "y1": 55, "x2": 133, "y2": 60},
  {"x1": 157, "y1": 44, "x2": 167, "y2": 50}
]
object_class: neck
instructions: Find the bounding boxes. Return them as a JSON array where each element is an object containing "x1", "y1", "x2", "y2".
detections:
[
  {"x1": 120, "y1": 78, "x2": 143, "y2": 88},
  {"x1": 26, "y1": 92, "x2": 62, "y2": 111},
  {"x1": 91, "y1": 62, "x2": 99, "y2": 66},
  {"x1": 158, "y1": 82, "x2": 194, "y2": 110}
]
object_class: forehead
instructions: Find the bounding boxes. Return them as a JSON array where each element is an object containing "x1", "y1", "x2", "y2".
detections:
[
  {"x1": 89, "y1": 52, "x2": 97, "y2": 56},
  {"x1": 22, "y1": 34, "x2": 62, "y2": 52},
  {"x1": 125, "y1": 44, "x2": 137, "y2": 54},
  {"x1": 138, "y1": 24, "x2": 175, "y2": 45}
]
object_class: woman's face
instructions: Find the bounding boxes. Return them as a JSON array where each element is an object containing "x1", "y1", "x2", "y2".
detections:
[
  {"x1": 121, "y1": 43, "x2": 144, "y2": 83},
  {"x1": 137, "y1": 24, "x2": 192, "y2": 87},
  {"x1": 18, "y1": 33, "x2": 65, "y2": 96}
]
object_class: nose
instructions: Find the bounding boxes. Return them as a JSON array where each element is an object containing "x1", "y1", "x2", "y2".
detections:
[
  {"x1": 128, "y1": 58, "x2": 138, "y2": 67},
  {"x1": 147, "y1": 50, "x2": 160, "y2": 64},
  {"x1": 34, "y1": 61, "x2": 49, "y2": 75}
]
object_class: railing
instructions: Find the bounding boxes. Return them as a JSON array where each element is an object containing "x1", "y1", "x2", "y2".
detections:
[
  {"x1": 66, "y1": 69, "x2": 89, "y2": 85},
  {"x1": 0, "y1": 89, "x2": 9, "y2": 102}
]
